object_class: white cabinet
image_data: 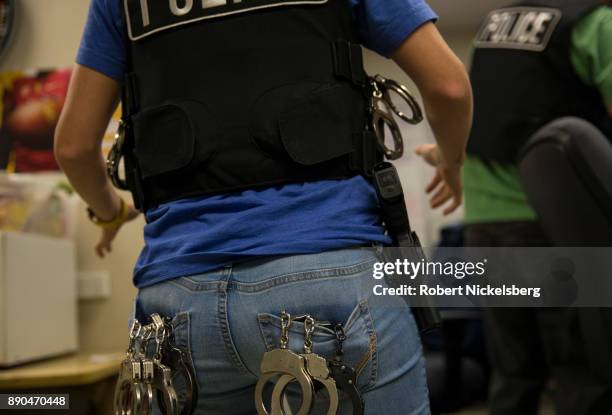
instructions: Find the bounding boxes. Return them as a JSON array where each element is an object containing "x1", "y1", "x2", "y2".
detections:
[{"x1": 0, "y1": 232, "x2": 78, "y2": 366}]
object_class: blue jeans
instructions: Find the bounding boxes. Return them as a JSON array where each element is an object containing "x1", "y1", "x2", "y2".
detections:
[{"x1": 135, "y1": 248, "x2": 430, "y2": 414}]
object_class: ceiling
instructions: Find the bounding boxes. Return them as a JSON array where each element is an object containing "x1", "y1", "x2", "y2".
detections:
[{"x1": 428, "y1": 0, "x2": 516, "y2": 33}]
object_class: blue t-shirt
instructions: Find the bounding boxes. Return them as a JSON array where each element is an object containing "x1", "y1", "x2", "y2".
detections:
[{"x1": 77, "y1": 0, "x2": 437, "y2": 288}]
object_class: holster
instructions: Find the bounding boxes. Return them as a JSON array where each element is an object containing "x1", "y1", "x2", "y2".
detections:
[{"x1": 373, "y1": 162, "x2": 441, "y2": 333}]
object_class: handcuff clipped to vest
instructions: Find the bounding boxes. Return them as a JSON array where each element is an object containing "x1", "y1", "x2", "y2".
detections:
[
  {"x1": 367, "y1": 74, "x2": 423, "y2": 160},
  {"x1": 107, "y1": 119, "x2": 130, "y2": 191},
  {"x1": 106, "y1": 74, "x2": 423, "y2": 192}
]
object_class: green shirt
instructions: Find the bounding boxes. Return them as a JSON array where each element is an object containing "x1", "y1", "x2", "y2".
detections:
[{"x1": 464, "y1": 6, "x2": 612, "y2": 224}]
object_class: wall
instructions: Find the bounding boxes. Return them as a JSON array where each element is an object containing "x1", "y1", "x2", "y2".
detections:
[
  {"x1": 1, "y1": 0, "x2": 88, "y2": 70},
  {"x1": 1, "y1": 0, "x2": 479, "y2": 353}
]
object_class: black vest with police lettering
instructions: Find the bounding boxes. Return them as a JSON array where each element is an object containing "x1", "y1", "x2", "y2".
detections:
[
  {"x1": 120, "y1": 0, "x2": 378, "y2": 210},
  {"x1": 467, "y1": 0, "x2": 610, "y2": 163}
]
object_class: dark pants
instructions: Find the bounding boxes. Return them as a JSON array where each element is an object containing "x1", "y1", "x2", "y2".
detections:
[{"x1": 465, "y1": 221, "x2": 612, "y2": 415}]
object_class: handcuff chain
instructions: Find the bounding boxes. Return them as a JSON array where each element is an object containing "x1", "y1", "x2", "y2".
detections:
[
  {"x1": 151, "y1": 313, "x2": 167, "y2": 362},
  {"x1": 139, "y1": 324, "x2": 154, "y2": 356},
  {"x1": 303, "y1": 316, "x2": 315, "y2": 354},
  {"x1": 280, "y1": 310, "x2": 291, "y2": 349},
  {"x1": 127, "y1": 319, "x2": 142, "y2": 356}
]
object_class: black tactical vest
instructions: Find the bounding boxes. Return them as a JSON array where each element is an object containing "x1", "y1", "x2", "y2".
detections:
[
  {"x1": 120, "y1": 0, "x2": 379, "y2": 210},
  {"x1": 467, "y1": 0, "x2": 610, "y2": 163}
]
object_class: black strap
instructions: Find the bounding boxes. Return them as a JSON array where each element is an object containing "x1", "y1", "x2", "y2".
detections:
[
  {"x1": 372, "y1": 162, "x2": 416, "y2": 244},
  {"x1": 122, "y1": 73, "x2": 139, "y2": 118},
  {"x1": 118, "y1": 10, "x2": 145, "y2": 210},
  {"x1": 332, "y1": 40, "x2": 366, "y2": 86},
  {"x1": 120, "y1": 1, "x2": 139, "y2": 118},
  {"x1": 350, "y1": 131, "x2": 380, "y2": 177}
]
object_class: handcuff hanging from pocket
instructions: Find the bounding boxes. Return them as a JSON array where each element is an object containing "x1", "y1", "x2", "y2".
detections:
[
  {"x1": 113, "y1": 313, "x2": 198, "y2": 415},
  {"x1": 255, "y1": 311, "x2": 364, "y2": 415}
]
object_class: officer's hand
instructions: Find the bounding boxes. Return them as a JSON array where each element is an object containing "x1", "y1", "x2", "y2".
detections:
[
  {"x1": 415, "y1": 144, "x2": 464, "y2": 215},
  {"x1": 95, "y1": 205, "x2": 140, "y2": 258}
]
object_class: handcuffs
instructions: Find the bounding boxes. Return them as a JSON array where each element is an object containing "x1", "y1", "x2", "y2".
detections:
[
  {"x1": 113, "y1": 314, "x2": 198, "y2": 415},
  {"x1": 369, "y1": 74, "x2": 423, "y2": 161},
  {"x1": 255, "y1": 311, "x2": 316, "y2": 415},
  {"x1": 270, "y1": 316, "x2": 339, "y2": 415},
  {"x1": 255, "y1": 312, "x2": 364, "y2": 415},
  {"x1": 115, "y1": 320, "x2": 145, "y2": 415},
  {"x1": 327, "y1": 323, "x2": 364, "y2": 415},
  {"x1": 107, "y1": 120, "x2": 130, "y2": 191}
]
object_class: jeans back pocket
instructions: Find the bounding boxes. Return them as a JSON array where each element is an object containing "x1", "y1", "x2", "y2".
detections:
[{"x1": 257, "y1": 299, "x2": 378, "y2": 391}]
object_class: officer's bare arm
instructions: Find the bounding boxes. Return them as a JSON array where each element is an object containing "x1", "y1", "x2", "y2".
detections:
[
  {"x1": 391, "y1": 22, "x2": 472, "y2": 214},
  {"x1": 54, "y1": 65, "x2": 123, "y2": 220},
  {"x1": 391, "y1": 22, "x2": 472, "y2": 168}
]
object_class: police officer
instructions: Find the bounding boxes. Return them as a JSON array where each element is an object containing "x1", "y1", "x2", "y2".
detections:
[
  {"x1": 55, "y1": 0, "x2": 472, "y2": 413},
  {"x1": 464, "y1": 1, "x2": 612, "y2": 414}
]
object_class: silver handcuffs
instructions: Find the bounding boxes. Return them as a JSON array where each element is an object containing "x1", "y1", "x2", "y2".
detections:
[
  {"x1": 255, "y1": 311, "x2": 366, "y2": 415},
  {"x1": 114, "y1": 314, "x2": 196, "y2": 415},
  {"x1": 270, "y1": 316, "x2": 339, "y2": 415},
  {"x1": 369, "y1": 74, "x2": 424, "y2": 160}
]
